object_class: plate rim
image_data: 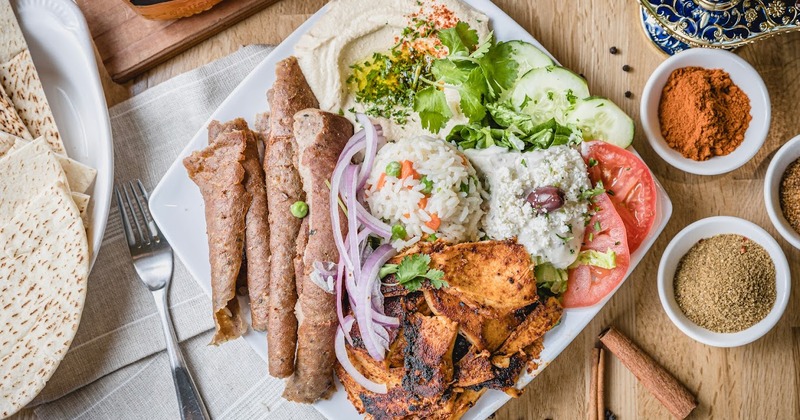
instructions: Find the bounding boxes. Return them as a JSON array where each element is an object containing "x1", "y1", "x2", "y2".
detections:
[{"x1": 14, "y1": 0, "x2": 114, "y2": 270}]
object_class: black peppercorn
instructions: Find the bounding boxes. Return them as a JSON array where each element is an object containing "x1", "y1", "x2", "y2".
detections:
[
  {"x1": 622, "y1": 64, "x2": 631, "y2": 72},
  {"x1": 624, "y1": 91, "x2": 632, "y2": 98},
  {"x1": 609, "y1": 46, "x2": 618, "y2": 54}
]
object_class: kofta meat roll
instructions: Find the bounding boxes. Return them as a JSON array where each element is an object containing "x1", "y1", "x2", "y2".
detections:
[
  {"x1": 283, "y1": 109, "x2": 353, "y2": 403},
  {"x1": 184, "y1": 131, "x2": 251, "y2": 344},
  {"x1": 265, "y1": 56, "x2": 320, "y2": 378}
]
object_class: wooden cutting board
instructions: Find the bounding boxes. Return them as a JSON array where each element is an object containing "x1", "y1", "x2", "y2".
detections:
[{"x1": 76, "y1": 0, "x2": 280, "y2": 83}]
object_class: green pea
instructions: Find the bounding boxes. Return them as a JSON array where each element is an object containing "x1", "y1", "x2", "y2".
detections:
[
  {"x1": 420, "y1": 175, "x2": 433, "y2": 194},
  {"x1": 391, "y1": 224, "x2": 407, "y2": 241},
  {"x1": 385, "y1": 161, "x2": 401, "y2": 177},
  {"x1": 290, "y1": 201, "x2": 308, "y2": 218}
]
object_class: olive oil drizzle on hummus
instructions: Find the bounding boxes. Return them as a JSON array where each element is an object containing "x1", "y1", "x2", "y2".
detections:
[{"x1": 346, "y1": 8, "x2": 450, "y2": 124}]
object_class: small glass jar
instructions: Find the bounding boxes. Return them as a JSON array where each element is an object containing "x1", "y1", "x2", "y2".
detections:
[{"x1": 126, "y1": 0, "x2": 225, "y2": 20}]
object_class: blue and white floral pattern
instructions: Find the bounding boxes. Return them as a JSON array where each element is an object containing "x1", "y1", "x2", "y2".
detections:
[{"x1": 639, "y1": 0, "x2": 800, "y2": 55}]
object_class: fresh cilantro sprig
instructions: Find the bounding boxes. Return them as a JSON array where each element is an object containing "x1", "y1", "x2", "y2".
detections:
[
  {"x1": 414, "y1": 22, "x2": 518, "y2": 133},
  {"x1": 379, "y1": 254, "x2": 448, "y2": 292}
]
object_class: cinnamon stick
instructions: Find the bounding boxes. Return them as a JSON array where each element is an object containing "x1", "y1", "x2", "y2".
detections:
[
  {"x1": 597, "y1": 348, "x2": 605, "y2": 420},
  {"x1": 599, "y1": 327, "x2": 697, "y2": 419},
  {"x1": 589, "y1": 347, "x2": 600, "y2": 420}
]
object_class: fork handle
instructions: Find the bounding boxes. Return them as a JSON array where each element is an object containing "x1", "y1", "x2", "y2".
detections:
[{"x1": 152, "y1": 288, "x2": 211, "y2": 420}]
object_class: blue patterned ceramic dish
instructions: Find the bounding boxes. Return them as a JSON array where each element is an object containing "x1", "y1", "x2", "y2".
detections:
[{"x1": 639, "y1": 0, "x2": 800, "y2": 55}]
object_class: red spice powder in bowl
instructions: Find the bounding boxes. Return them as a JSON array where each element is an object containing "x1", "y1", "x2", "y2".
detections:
[
  {"x1": 658, "y1": 67, "x2": 751, "y2": 161},
  {"x1": 640, "y1": 48, "x2": 770, "y2": 176}
]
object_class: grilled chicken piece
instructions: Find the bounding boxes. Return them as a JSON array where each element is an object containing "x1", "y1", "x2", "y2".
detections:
[
  {"x1": 383, "y1": 240, "x2": 538, "y2": 316},
  {"x1": 403, "y1": 313, "x2": 458, "y2": 399},
  {"x1": 423, "y1": 289, "x2": 536, "y2": 352},
  {"x1": 336, "y1": 346, "x2": 405, "y2": 415},
  {"x1": 461, "y1": 353, "x2": 527, "y2": 395},
  {"x1": 453, "y1": 348, "x2": 494, "y2": 388},
  {"x1": 496, "y1": 297, "x2": 562, "y2": 356},
  {"x1": 337, "y1": 313, "x2": 459, "y2": 419}
]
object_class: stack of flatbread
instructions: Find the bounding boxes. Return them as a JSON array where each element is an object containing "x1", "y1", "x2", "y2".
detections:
[
  {"x1": 0, "y1": 1, "x2": 93, "y2": 417},
  {"x1": 0, "y1": 0, "x2": 97, "y2": 226}
]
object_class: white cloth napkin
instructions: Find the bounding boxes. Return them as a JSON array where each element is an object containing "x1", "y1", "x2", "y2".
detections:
[{"x1": 30, "y1": 45, "x2": 323, "y2": 420}]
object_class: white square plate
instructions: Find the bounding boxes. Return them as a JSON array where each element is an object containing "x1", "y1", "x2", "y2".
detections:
[
  {"x1": 149, "y1": 1, "x2": 673, "y2": 418},
  {"x1": 14, "y1": 0, "x2": 114, "y2": 269}
]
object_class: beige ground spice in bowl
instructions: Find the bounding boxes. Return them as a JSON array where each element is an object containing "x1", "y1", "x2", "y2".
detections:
[
  {"x1": 673, "y1": 234, "x2": 775, "y2": 333},
  {"x1": 657, "y1": 216, "x2": 790, "y2": 347}
]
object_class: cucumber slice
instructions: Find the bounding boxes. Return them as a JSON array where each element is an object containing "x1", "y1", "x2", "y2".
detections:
[
  {"x1": 507, "y1": 40, "x2": 555, "y2": 79},
  {"x1": 565, "y1": 97, "x2": 634, "y2": 148},
  {"x1": 510, "y1": 66, "x2": 590, "y2": 125}
]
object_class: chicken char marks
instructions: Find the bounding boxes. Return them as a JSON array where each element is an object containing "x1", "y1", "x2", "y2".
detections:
[{"x1": 338, "y1": 240, "x2": 564, "y2": 419}]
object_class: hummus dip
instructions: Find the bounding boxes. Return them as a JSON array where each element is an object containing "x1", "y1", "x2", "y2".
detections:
[{"x1": 294, "y1": 0, "x2": 490, "y2": 141}]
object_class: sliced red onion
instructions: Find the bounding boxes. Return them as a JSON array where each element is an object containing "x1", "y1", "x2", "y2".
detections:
[
  {"x1": 345, "y1": 165, "x2": 362, "y2": 281},
  {"x1": 356, "y1": 203, "x2": 391, "y2": 239},
  {"x1": 355, "y1": 244, "x2": 397, "y2": 360},
  {"x1": 310, "y1": 261, "x2": 336, "y2": 294},
  {"x1": 335, "y1": 316, "x2": 388, "y2": 394},
  {"x1": 356, "y1": 113, "x2": 378, "y2": 190}
]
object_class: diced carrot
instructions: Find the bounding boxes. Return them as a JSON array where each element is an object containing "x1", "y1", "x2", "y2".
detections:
[
  {"x1": 418, "y1": 196, "x2": 428, "y2": 209},
  {"x1": 400, "y1": 160, "x2": 420, "y2": 180},
  {"x1": 425, "y1": 213, "x2": 441, "y2": 230},
  {"x1": 376, "y1": 172, "x2": 387, "y2": 190}
]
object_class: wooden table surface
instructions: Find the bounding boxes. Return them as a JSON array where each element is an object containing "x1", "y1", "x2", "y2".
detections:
[{"x1": 29, "y1": 0, "x2": 800, "y2": 419}]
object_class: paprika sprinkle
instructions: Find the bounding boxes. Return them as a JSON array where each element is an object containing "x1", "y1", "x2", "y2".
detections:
[{"x1": 658, "y1": 67, "x2": 751, "y2": 161}]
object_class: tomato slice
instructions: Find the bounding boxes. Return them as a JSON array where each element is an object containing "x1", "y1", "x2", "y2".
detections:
[
  {"x1": 562, "y1": 194, "x2": 630, "y2": 308},
  {"x1": 581, "y1": 141, "x2": 657, "y2": 253}
]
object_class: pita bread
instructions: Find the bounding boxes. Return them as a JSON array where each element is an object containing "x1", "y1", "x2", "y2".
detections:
[
  {"x1": 0, "y1": 137, "x2": 69, "y2": 221},
  {"x1": 71, "y1": 192, "x2": 90, "y2": 227},
  {"x1": 0, "y1": 130, "x2": 20, "y2": 156},
  {"x1": 0, "y1": 0, "x2": 26, "y2": 63},
  {"x1": 0, "y1": 182, "x2": 89, "y2": 418},
  {"x1": 11, "y1": 137, "x2": 96, "y2": 194},
  {"x1": 0, "y1": 83, "x2": 31, "y2": 140},
  {"x1": 0, "y1": 49, "x2": 64, "y2": 153}
]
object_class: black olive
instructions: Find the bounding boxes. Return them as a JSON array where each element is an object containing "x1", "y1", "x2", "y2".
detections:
[{"x1": 526, "y1": 186, "x2": 565, "y2": 215}]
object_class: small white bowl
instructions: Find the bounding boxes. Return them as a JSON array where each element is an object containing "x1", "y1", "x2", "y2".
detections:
[
  {"x1": 640, "y1": 48, "x2": 771, "y2": 176},
  {"x1": 657, "y1": 216, "x2": 790, "y2": 347},
  {"x1": 765, "y1": 134, "x2": 800, "y2": 249}
]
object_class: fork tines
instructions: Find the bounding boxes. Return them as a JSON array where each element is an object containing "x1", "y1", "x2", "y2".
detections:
[{"x1": 115, "y1": 180, "x2": 161, "y2": 248}]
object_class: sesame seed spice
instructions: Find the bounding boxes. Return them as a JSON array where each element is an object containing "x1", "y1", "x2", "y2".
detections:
[
  {"x1": 673, "y1": 234, "x2": 776, "y2": 333},
  {"x1": 779, "y1": 157, "x2": 800, "y2": 232}
]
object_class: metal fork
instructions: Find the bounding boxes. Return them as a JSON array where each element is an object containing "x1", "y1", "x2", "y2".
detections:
[{"x1": 115, "y1": 180, "x2": 211, "y2": 420}]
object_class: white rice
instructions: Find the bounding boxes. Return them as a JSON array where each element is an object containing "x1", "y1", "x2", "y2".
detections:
[{"x1": 365, "y1": 136, "x2": 484, "y2": 249}]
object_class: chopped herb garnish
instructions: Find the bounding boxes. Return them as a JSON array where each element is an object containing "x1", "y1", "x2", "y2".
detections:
[
  {"x1": 460, "y1": 180, "x2": 470, "y2": 194},
  {"x1": 588, "y1": 157, "x2": 599, "y2": 167},
  {"x1": 594, "y1": 221, "x2": 602, "y2": 231},
  {"x1": 381, "y1": 254, "x2": 447, "y2": 291}
]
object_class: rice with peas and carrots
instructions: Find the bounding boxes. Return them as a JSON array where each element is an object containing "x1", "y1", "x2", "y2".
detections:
[{"x1": 365, "y1": 136, "x2": 484, "y2": 250}]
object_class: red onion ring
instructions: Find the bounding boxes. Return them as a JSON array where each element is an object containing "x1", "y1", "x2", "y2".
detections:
[{"x1": 335, "y1": 316, "x2": 388, "y2": 394}]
